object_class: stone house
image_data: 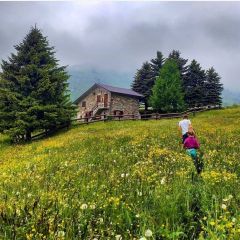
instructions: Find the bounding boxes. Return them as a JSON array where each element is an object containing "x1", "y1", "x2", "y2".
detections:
[{"x1": 73, "y1": 83, "x2": 143, "y2": 119}]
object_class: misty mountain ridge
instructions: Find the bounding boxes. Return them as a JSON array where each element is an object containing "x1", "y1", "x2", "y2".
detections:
[
  {"x1": 67, "y1": 66, "x2": 135, "y2": 101},
  {"x1": 222, "y1": 88, "x2": 240, "y2": 106},
  {"x1": 67, "y1": 66, "x2": 240, "y2": 106}
]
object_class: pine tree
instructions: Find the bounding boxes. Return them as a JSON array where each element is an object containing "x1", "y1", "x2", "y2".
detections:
[
  {"x1": 168, "y1": 50, "x2": 188, "y2": 82},
  {"x1": 0, "y1": 26, "x2": 76, "y2": 142},
  {"x1": 149, "y1": 59, "x2": 185, "y2": 113},
  {"x1": 150, "y1": 51, "x2": 165, "y2": 78},
  {"x1": 184, "y1": 59, "x2": 206, "y2": 108},
  {"x1": 131, "y1": 61, "x2": 152, "y2": 110},
  {"x1": 204, "y1": 67, "x2": 223, "y2": 106},
  {"x1": 148, "y1": 51, "x2": 165, "y2": 102}
]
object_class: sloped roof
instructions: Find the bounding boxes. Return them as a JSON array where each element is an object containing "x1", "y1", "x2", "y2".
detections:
[
  {"x1": 73, "y1": 83, "x2": 143, "y2": 104},
  {"x1": 98, "y1": 83, "x2": 143, "y2": 97}
]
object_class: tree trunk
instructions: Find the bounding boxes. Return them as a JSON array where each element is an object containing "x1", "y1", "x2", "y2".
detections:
[
  {"x1": 145, "y1": 101, "x2": 148, "y2": 111},
  {"x1": 26, "y1": 131, "x2": 31, "y2": 141}
]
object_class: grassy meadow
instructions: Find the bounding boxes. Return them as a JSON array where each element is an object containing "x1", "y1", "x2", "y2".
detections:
[{"x1": 1, "y1": 107, "x2": 240, "y2": 239}]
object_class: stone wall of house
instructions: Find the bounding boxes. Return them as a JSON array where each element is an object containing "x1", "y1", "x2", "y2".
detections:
[
  {"x1": 77, "y1": 87, "x2": 110, "y2": 118},
  {"x1": 110, "y1": 93, "x2": 140, "y2": 116}
]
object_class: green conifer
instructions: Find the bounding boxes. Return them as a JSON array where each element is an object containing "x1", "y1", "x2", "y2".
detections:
[
  {"x1": 184, "y1": 59, "x2": 206, "y2": 108},
  {"x1": 131, "y1": 61, "x2": 152, "y2": 110},
  {"x1": 204, "y1": 67, "x2": 223, "y2": 106},
  {"x1": 0, "y1": 26, "x2": 76, "y2": 142},
  {"x1": 149, "y1": 59, "x2": 185, "y2": 113}
]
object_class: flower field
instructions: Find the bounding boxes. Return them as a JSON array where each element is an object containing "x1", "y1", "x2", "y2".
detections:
[{"x1": 1, "y1": 106, "x2": 240, "y2": 239}]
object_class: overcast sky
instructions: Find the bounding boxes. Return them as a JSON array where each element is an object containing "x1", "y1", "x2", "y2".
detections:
[{"x1": 0, "y1": 1, "x2": 239, "y2": 91}]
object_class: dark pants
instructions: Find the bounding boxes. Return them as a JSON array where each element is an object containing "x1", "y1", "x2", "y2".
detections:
[{"x1": 182, "y1": 133, "x2": 188, "y2": 143}]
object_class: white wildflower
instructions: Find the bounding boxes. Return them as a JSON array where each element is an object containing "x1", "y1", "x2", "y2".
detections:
[
  {"x1": 228, "y1": 194, "x2": 233, "y2": 199},
  {"x1": 145, "y1": 229, "x2": 153, "y2": 237},
  {"x1": 90, "y1": 204, "x2": 96, "y2": 209},
  {"x1": 221, "y1": 204, "x2": 227, "y2": 210},
  {"x1": 137, "y1": 191, "x2": 143, "y2": 196},
  {"x1": 160, "y1": 177, "x2": 166, "y2": 185},
  {"x1": 115, "y1": 234, "x2": 122, "y2": 240},
  {"x1": 223, "y1": 194, "x2": 233, "y2": 202},
  {"x1": 121, "y1": 173, "x2": 129, "y2": 178},
  {"x1": 80, "y1": 203, "x2": 88, "y2": 210},
  {"x1": 57, "y1": 230, "x2": 65, "y2": 237}
]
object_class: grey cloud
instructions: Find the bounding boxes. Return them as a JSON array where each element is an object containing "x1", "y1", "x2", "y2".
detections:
[
  {"x1": 0, "y1": 1, "x2": 239, "y2": 90},
  {"x1": 204, "y1": 15, "x2": 240, "y2": 48}
]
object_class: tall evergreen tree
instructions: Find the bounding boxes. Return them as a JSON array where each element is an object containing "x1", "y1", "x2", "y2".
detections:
[
  {"x1": 149, "y1": 59, "x2": 185, "y2": 113},
  {"x1": 150, "y1": 51, "x2": 165, "y2": 77},
  {"x1": 131, "y1": 61, "x2": 152, "y2": 110},
  {"x1": 0, "y1": 26, "x2": 76, "y2": 142},
  {"x1": 184, "y1": 59, "x2": 206, "y2": 107},
  {"x1": 204, "y1": 67, "x2": 223, "y2": 106},
  {"x1": 148, "y1": 51, "x2": 165, "y2": 103},
  {"x1": 168, "y1": 50, "x2": 188, "y2": 82}
]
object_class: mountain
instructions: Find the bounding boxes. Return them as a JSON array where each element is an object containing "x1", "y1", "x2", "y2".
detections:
[
  {"x1": 67, "y1": 66, "x2": 135, "y2": 101},
  {"x1": 67, "y1": 66, "x2": 240, "y2": 106},
  {"x1": 222, "y1": 88, "x2": 240, "y2": 106}
]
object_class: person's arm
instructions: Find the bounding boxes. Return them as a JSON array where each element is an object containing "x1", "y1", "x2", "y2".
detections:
[{"x1": 188, "y1": 120, "x2": 193, "y2": 131}]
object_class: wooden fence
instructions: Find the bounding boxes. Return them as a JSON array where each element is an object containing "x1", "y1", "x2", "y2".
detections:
[
  {"x1": 31, "y1": 105, "x2": 221, "y2": 140},
  {"x1": 71, "y1": 105, "x2": 221, "y2": 125}
]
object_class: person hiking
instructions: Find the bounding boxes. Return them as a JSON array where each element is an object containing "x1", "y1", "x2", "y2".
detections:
[
  {"x1": 178, "y1": 114, "x2": 192, "y2": 143},
  {"x1": 183, "y1": 131, "x2": 203, "y2": 174}
]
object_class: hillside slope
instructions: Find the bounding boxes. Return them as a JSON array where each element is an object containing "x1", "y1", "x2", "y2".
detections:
[{"x1": 1, "y1": 107, "x2": 240, "y2": 239}]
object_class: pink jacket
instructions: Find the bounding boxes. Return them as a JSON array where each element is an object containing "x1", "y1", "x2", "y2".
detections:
[{"x1": 184, "y1": 136, "x2": 200, "y2": 149}]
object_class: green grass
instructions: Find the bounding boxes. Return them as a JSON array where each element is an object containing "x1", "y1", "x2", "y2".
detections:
[{"x1": 1, "y1": 107, "x2": 240, "y2": 239}]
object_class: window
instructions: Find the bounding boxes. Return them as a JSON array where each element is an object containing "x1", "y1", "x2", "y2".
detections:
[
  {"x1": 97, "y1": 95, "x2": 101, "y2": 103},
  {"x1": 82, "y1": 101, "x2": 86, "y2": 107},
  {"x1": 114, "y1": 110, "x2": 123, "y2": 116}
]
